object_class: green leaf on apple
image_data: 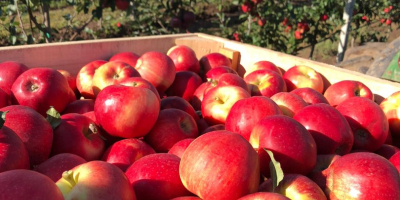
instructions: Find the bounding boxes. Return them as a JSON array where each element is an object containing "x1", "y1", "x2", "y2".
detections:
[
  {"x1": 46, "y1": 106, "x2": 61, "y2": 129},
  {"x1": 0, "y1": 111, "x2": 9, "y2": 128},
  {"x1": 264, "y1": 148, "x2": 284, "y2": 192}
]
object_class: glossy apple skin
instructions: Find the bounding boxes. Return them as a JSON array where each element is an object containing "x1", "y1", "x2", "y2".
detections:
[
  {"x1": 76, "y1": 60, "x2": 107, "y2": 99},
  {"x1": 336, "y1": 97, "x2": 389, "y2": 152},
  {"x1": 33, "y1": 153, "x2": 87, "y2": 182},
  {"x1": 56, "y1": 161, "x2": 136, "y2": 200},
  {"x1": 135, "y1": 51, "x2": 176, "y2": 93},
  {"x1": 0, "y1": 88, "x2": 10, "y2": 110},
  {"x1": 225, "y1": 96, "x2": 282, "y2": 141},
  {"x1": 167, "y1": 45, "x2": 200, "y2": 74},
  {"x1": 205, "y1": 66, "x2": 238, "y2": 81},
  {"x1": 290, "y1": 87, "x2": 329, "y2": 105},
  {"x1": 51, "y1": 113, "x2": 105, "y2": 161},
  {"x1": 324, "y1": 80, "x2": 374, "y2": 107},
  {"x1": 245, "y1": 60, "x2": 282, "y2": 77},
  {"x1": 11, "y1": 68, "x2": 71, "y2": 116},
  {"x1": 168, "y1": 138, "x2": 194, "y2": 158},
  {"x1": 109, "y1": 51, "x2": 140, "y2": 68},
  {"x1": 293, "y1": 103, "x2": 354, "y2": 155},
  {"x1": 119, "y1": 77, "x2": 161, "y2": 102},
  {"x1": 0, "y1": 105, "x2": 53, "y2": 166},
  {"x1": 58, "y1": 69, "x2": 79, "y2": 97},
  {"x1": 389, "y1": 151, "x2": 400, "y2": 173},
  {"x1": 249, "y1": 115, "x2": 317, "y2": 177},
  {"x1": 283, "y1": 65, "x2": 324, "y2": 93},
  {"x1": 259, "y1": 174, "x2": 327, "y2": 200},
  {"x1": 307, "y1": 154, "x2": 341, "y2": 191},
  {"x1": 326, "y1": 152, "x2": 400, "y2": 200},
  {"x1": 0, "y1": 61, "x2": 29, "y2": 96},
  {"x1": 199, "y1": 53, "x2": 232, "y2": 78},
  {"x1": 165, "y1": 71, "x2": 203, "y2": 102},
  {"x1": 190, "y1": 82, "x2": 209, "y2": 111},
  {"x1": 62, "y1": 99, "x2": 95, "y2": 114},
  {"x1": 271, "y1": 92, "x2": 308, "y2": 117},
  {"x1": 238, "y1": 192, "x2": 290, "y2": 200},
  {"x1": 92, "y1": 61, "x2": 140, "y2": 96},
  {"x1": 0, "y1": 169, "x2": 64, "y2": 200},
  {"x1": 214, "y1": 73, "x2": 250, "y2": 93},
  {"x1": 160, "y1": 96, "x2": 200, "y2": 122},
  {"x1": 125, "y1": 153, "x2": 191, "y2": 200},
  {"x1": 94, "y1": 85, "x2": 160, "y2": 138},
  {"x1": 101, "y1": 138, "x2": 155, "y2": 172},
  {"x1": 244, "y1": 69, "x2": 286, "y2": 97},
  {"x1": 380, "y1": 91, "x2": 400, "y2": 136},
  {"x1": 201, "y1": 85, "x2": 251, "y2": 125},
  {"x1": 180, "y1": 130, "x2": 260, "y2": 200},
  {"x1": 374, "y1": 144, "x2": 400, "y2": 159},
  {"x1": 0, "y1": 125, "x2": 30, "y2": 173},
  {"x1": 144, "y1": 109, "x2": 198, "y2": 153}
]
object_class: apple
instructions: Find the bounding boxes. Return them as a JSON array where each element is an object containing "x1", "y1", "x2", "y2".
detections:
[
  {"x1": 389, "y1": 151, "x2": 400, "y2": 173},
  {"x1": 283, "y1": 65, "x2": 324, "y2": 93},
  {"x1": 0, "y1": 169, "x2": 64, "y2": 200},
  {"x1": 51, "y1": 113, "x2": 105, "y2": 161},
  {"x1": 199, "y1": 52, "x2": 232, "y2": 78},
  {"x1": 180, "y1": 130, "x2": 260, "y2": 200},
  {"x1": 271, "y1": 92, "x2": 308, "y2": 117},
  {"x1": 201, "y1": 124, "x2": 225, "y2": 134},
  {"x1": 125, "y1": 153, "x2": 192, "y2": 200},
  {"x1": 135, "y1": 51, "x2": 176, "y2": 94},
  {"x1": 171, "y1": 197, "x2": 201, "y2": 200},
  {"x1": 101, "y1": 138, "x2": 155, "y2": 172},
  {"x1": 62, "y1": 99, "x2": 95, "y2": 114},
  {"x1": 0, "y1": 61, "x2": 29, "y2": 96},
  {"x1": 205, "y1": 66, "x2": 238, "y2": 81},
  {"x1": 244, "y1": 60, "x2": 282, "y2": 78},
  {"x1": 119, "y1": 77, "x2": 161, "y2": 102},
  {"x1": 167, "y1": 45, "x2": 200, "y2": 73},
  {"x1": 0, "y1": 105, "x2": 53, "y2": 166},
  {"x1": 294, "y1": 30, "x2": 303, "y2": 40},
  {"x1": 170, "y1": 17, "x2": 182, "y2": 28},
  {"x1": 168, "y1": 138, "x2": 194, "y2": 158},
  {"x1": 326, "y1": 152, "x2": 400, "y2": 199},
  {"x1": 144, "y1": 108, "x2": 198, "y2": 153},
  {"x1": 58, "y1": 69, "x2": 79, "y2": 96},
  {"x1": 241, "y1": 1, "x2": 254, "y2": 13},
  {"x1": 183, "y1": 11, "x2": 196, "y2": 24},
  {"x1": 0, "y1": 88, "x2": 10, "y2": 109},
  {"x1": 33, "y1": 153, "x2": 86, "y2": 182},
  {"x1": 374, "y1": 144, "x2": 400, "y2": 159},
  {"x1": 92, "y1": 61, "x2": 140, "y2": 96},
  {"x1": 115, "y1": 0, "x2": 129, "y2": 10},
  {"x1": 249, "y1": 115, "x2": 317, "y2": 177},
  {"x1": 336, "y1": 97, "x2": 389, "y2": 152},
  {"x1": 259, "y1": 174, "x2": 327, "y2": 200},
  {"x1": 238, "y1": 192, "x2": 290, "y2": 200},
  {"x1": 225, "y1": 96, "x2": 282, "y2": 141},
  {"x1": 190, "y1": 82, "x2": 209, "y2": 111},
  {"x1": 244, "y1": 69, "x2": 286, "y2": 97},
  {"x1": 196, "y1": 117, "x2": 209, "y2": 135},
  {"x1": 307, "y1": 154, "x2": 341, "y2": 191},
  {"x1": 109, "y1": 52, "x2": 140, "y2": 68},
  {"x1": 290, "y1": 87, "x2": 329, "y2": 105},
  {"x1": 201, "y1": 85, "x2": 251, "y2": 125},
  {"x1": 165, "y1": 71, "x2": 203, "y2": 102},
  {"x1": 293, "y1": 103, "x2": 354, "y2": 155},
  {"x1": 209, "y1": 73, "x2": 250, "y2": 94},
  {"x1": 160, "y1": 96, "x2": 200, "y2": 121},
  {"x1": 76, "y1": 60, "x2": 107, "y2": 99},
  {"x1": 94, "y1": 85, "x2": 160, "y2": 138},
  {"x1": 380, "y1": 91, "x2": 400, "y2": 137},
  {"x1": 56, "y1": 161, "x2": 136, "y2": 200},
  {"x1": 11, "y1": 67, "x2": 71, "y2": 116},
  {"x1": 324, "y1": 80, "x2": 374, "y2": 107}
]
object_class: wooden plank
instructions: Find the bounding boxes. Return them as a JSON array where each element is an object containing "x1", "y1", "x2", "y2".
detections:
[{"x1": 219, "y1": 47, "x2": 241, "y2": 72}]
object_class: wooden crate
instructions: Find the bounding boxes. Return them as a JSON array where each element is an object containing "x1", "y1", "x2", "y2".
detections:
[{"x1": 1, "y1": 33, "x2": 399, "y2": 102}]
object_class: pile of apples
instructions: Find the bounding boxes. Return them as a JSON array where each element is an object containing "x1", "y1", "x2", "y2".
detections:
[{"x1": 0, "y1": 43, "x2": 400, "y2": 200}]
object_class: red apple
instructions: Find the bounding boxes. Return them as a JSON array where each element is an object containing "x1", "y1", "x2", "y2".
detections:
[
  {"x1": 389, "y1": 151, "x2": 400, "y2": 173},
  {"x1": 201, "y1": 85, "x2": 251, "y2": 125},
  {"x1": 326, "y1": 152, "x2": 400, "y2": 199},
  {"x1": 336, "y1": 97, "x2": 389, "y2": 152},
  {"x1": 94, "y1": 85, "x2": 160, "y2": 138},
  {"x1": 205, "y1": 65, "x2": 238, "y2": 81},
  {"x1": 115, "y1": 0, "x2": 129, "y2": 10},
  {"x1": 168, "y1": 138, "x2": 194, "y2": 158},
  {"x1": 135, "y1": 51, "x2": 176, "y2": 93},
  {"x1": 238, "y1": 192, "x2": 290, "y2": 200},
  {"x1": 92, "y1": 61, "x2": 140, "y2": 96},
  {"x1": 119, "y1": 76, "x2": 161, "y2": 102},
  {"x1": 249, "y1": 115, "x2": 317, "y2": 177},
  {"x1": 201, "y1": 124, "x2": 225, "y2": 134},
  {"x1": 210, "y1": 73, "x2": 250, "y2": 94},
  {"x1": 374, "y1": 144, "x2": 400, "y2": 159},
  {"x1": 33, "y1": 153, "x2": 86, "y2": 182},
  {"x1": 190, "y1": 82, "x2": 209, "y2": 111},
  {"x1": 11, "y1": 68, "x2": 71, "y2": 116},
  {"x1": 144, "y1": 108, "x2": 198, "y2": 152},
  {"x1": 244, "y1": 69, "x2": 287, "y2": 97},
  {"x1": 196, "y1": 117, "x2": 209, "y2": 135},
  {"x1": 307, "y1": 154, "x2": 341, "y2": 191},
  {"x1": 0, "y1": 88, "x2": 10, "y2": 109},
  {"x1": 62, "y1": 99, "x2": 95, "y2": 114},
  {"x1": 183, "y1": 11, "x2": 196, "y2": 24},
  {"x1": 0, "y1": 169, "x2": 64, "y2": 200},
  {"x1": 324, "y1": 80, "x2": 374, "y2": 107},
  {"x1": 290, "y1": 87, "x2": 329, "y2": 105},
  {"x1": 293, "y1": 103, "x2": 354, "y2": 155},
  {"x1": 225, "y1": 96, "x2": 282, "y2": 141},
  {"x1": 165, "y1": 71, "x2": 203, "y2": 102},
  {"x1": 171, "y1": 197, "x2": 201, "y2": 200},
  {"x1": 51, "y1": 113, "x2": 105, "y2": 161},
  {"x1": 170, "y1": 17, "x2": 182, "y2": 28},
  {"x1": 167, "y1": 45, "x2": 200, "y2": 73},
  {"x1": 109, "y1": 52, "x2": 140, "y2": 68},
  {"x1": 101, "y1": 138, "x2": 155, "y2": 172},
  {"x1": 58, "y1": 69, "x2": 78, "y2": 96},
  {"x1": 271, "y1": 92, "x2": 308, "y2": 117},
  {"x1": 160, "y1": 96, "x2": 200, "y2": 121},
  {"x1": 244, "y1": 60, "x2": 281, "y2": 78},
  {"x1": 76, "y1": 60, "x2": 107, "y2": 99},
  {"x1": 283, "y1": 65, "x2": 324, "y2": 93},
  {"x1": 0, "y1": 61, "x2": 29, "y2": 96},
  {"x1": 199, "y1": 52, "x2": 232, "y2": 78},
  {"x1": 380, "y1": 91, "x2": 400, "y2": 136},
  {"x1": 56, "y1": 161, "x2": 136, "y2": 200},
  {"x1": 0, "y1": 105, "x2": 53, "y2": 166},
  {"x1": 125, "y1": 153, "x2": 191, "y2": 200},
  {"x1": 180, "y1": 130, "x2": 260, "y2": 199}
]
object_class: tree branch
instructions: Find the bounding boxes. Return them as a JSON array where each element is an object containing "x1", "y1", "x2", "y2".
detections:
[
  {"x1": 69, "y1": 15, "x2": 95, "y2": 41},
  {"x1": 23, "y1": 0, "x2": 49, "y2": 37},
  {"x1": 15, "y1": 0, "x2": 27, "y2": 39}
]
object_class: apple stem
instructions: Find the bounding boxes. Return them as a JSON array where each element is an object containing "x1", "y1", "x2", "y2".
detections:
[
  {"x1": 88, "y1": 123, "x2": 107, "y2": 141},
  {"x1": 30, "y1": 84, "x2": 39, "y2": 92}
]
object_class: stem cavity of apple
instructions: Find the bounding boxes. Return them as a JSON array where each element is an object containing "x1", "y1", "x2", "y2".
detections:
[{"x1": 30, "y1": 84, "x2": 39, "y2": 92}]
